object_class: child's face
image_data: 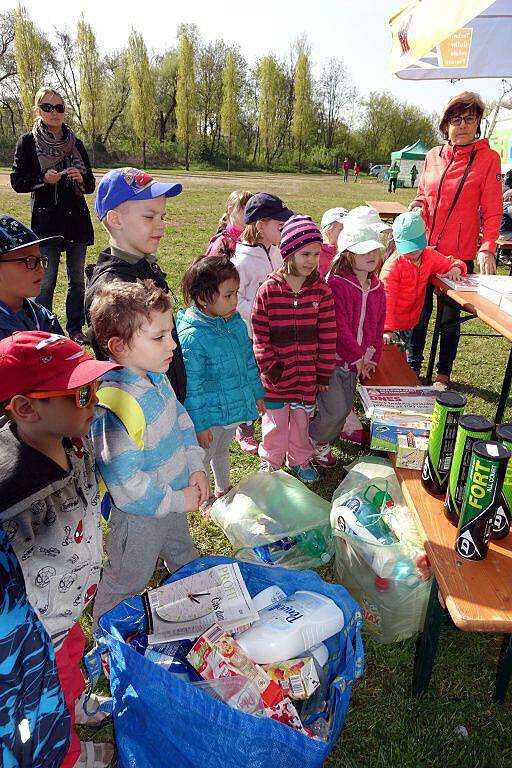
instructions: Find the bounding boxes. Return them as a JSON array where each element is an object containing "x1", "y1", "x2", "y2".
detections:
[
  {"x1": 292, "y1": 244, "x2": 321, "y2": 277},
  {"x1": 117, "y1": 309, "x2": 176, "y2": 377},
  {"x1": 324, "y1": 222, "x2": 343, "y2": 247},
  {"x1": 201, "y1": 278, "x2": 239, "y2": 319},
  {"x1": 228, "y1": 204, "x2": 245, "y2": 230},
  {"x1": 352, "y1": 249, "x2": 381, "y2": 274},
  {"x1": 0, "y1": 245, "x2": 45, "y2": 304},
  {"x1": 258, "y1": 218, "x2": 284, "y2": 246},
  {"x1": 25, "y1": 385, "x2": 99, "y2": 439},
  {"x1": 109, "y1": 196, "x2": 166, "y2": 256}
]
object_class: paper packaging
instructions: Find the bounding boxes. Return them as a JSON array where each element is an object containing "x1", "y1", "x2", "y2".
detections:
[
  {"x1": 263, "y1": 657, "x2": 320, "y2": 700},
  {"x1": 255, "y1": 697, "x2": 315, "y2": 738},
  {"x1": 396, "y1": 433, "x2": 429, "y2": 470},
  {"x1": 186, "y1": 624, "x2": 283, "y2": 708}
]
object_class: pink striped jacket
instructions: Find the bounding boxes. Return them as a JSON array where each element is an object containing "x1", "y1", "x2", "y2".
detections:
[{"x1": 251, "y1": 272, "x2": 337, "y2": 404}]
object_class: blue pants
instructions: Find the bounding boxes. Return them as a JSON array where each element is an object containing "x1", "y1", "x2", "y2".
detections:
[{"x1": 37, "y1": 242, "x2": 87, "y2": 334}]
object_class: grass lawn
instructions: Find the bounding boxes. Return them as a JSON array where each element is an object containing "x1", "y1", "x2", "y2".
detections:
[{"x1": 1, "y1": 171, "x2": 511, "y2": 767}]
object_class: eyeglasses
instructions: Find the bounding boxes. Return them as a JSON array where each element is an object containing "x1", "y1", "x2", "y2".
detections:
[
  {"x1": 6, "y1": 382, "x2": 98, "y2": 411},
  {"x1": 39, "y1": 103, "x2": 65, "y2": 114},
  {"x1": 1, "y1": 255, "x2": 48, "y2": 270},
  {"x1": 449, "y1": 114, "x2": 478, "y2": 126}
]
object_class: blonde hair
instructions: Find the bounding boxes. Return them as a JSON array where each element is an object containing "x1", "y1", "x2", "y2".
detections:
[
  {"x1": 331, "y1": 249, "x2": 381, "y2": 278},
  {"x1": 277, "y1": 255, "x2": 301, "y2": 277},
  {"x1": 33, "y1": 87, "x2": 64, "y2": 120},
  {"x1": 219, "y1": 190, "x2": 253, "y2": 230},
  {"x1": 242, "y1": 218, "x2": 276, "y2": 245}
]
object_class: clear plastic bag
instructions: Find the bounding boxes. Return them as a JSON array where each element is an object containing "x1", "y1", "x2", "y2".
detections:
[
  {"x1": 331, "y1": 456, "x2": 432, "y2": 643},
  {"x1": 211, "y1": 471, "x2": 334, "y2": 569}
]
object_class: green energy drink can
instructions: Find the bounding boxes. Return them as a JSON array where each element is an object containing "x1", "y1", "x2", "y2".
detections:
[
  {"x1": 455, "y1": 440, "x2": 511, "y2": 561},
  {"x1": 493, "y1": 424, "x2": 512, "y2": 539},
  {"x1": 422, "y1": 392, "x2": 467, "y2": 495},
  {"x1": 444, "y1": 415, "x2": 494, "y2": 526}
]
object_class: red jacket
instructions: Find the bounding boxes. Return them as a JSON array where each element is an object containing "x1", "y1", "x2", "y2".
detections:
[
  {"x1": 319, "y1": 243, "x2": 336, "y2": 280},
  {"x1": 380, "y1": 246, "x2": 467, "y2": 331},
  {"x1": 412, "y1": 139, "x2": 502, "y2": 261},
  {"x1": 252, "y1": 272, "x2": 337, "y2": 404},
  {"x1": 327, "y1": 271, "x2": 386, "y2": 372}
]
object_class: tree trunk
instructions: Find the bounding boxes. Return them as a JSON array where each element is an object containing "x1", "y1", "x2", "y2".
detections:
[
  {"x1": 89, "y1": 140, "x2": 95, "y2": 168},
  {"x1": 142, "y1": 139, "x2": 146, "y2": 169},
  {"x1": 159, "y1": 112, "x2": 165, "y2": 143},
  {"x1": 185, "y1": 142, "x2": 190, "y2": 171}
]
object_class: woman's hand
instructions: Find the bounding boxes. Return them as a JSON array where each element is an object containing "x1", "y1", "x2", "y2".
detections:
[
  {"x1": 408, "y1": 200, "x2": 423, "y2": 213},
  {"x1": 477, "y1": 250, "x2": 496, "y2": 275},
  {"x1": 43, "y1": 169, "x2": 62, "y2": 185},
  {"x1": 196, "y1": 429, "x2": 213, "y2": 449},
  {"x1": 65, "y1": 167, "x2": 84, "y2": 184}
]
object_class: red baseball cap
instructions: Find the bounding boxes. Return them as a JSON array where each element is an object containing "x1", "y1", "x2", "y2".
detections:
[{"x1": 0, "y1": 331, "x2": 120, "y2": 402}]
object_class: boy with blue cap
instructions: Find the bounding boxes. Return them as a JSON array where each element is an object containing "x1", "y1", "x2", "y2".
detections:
[
  {"x1": 380, "y1": 210, "x2": 466, "y2": 373},
  {"x1": 85, "y1": 167, "x2": 187, "y2": 403}
]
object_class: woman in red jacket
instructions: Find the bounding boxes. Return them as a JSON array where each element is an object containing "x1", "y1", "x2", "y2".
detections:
[{"x1": 409, "y1": 91, "x2": 502, "y2": 388}]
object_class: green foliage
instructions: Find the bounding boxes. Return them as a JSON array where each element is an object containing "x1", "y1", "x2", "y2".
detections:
[
  {"x1": 13, "y1": 5, "x2": 43, "y2": 130},
  {"x1": 127, "y1": 29, "x2": 156, "y2": 168},
  {"x1": 292, "y1": 52, "x2": 314, "y2": 169},
  {"x1": 176, "y1": 29, "x2": 197, "y2": 170},
  {"x1": 257, "y1": 55, "x2": 289, "y2": 171},
  {"x1": 220, "y1": 49, "x2": 239, "y2": 171},
  {"x1": 76, "y1": 16, "x2": 103, "y2": 163}
]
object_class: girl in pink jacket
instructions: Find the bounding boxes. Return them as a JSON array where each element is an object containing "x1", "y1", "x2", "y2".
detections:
[
  {"x1": 309, "y1": 224, "x2": 386, "y2": 466},
  {"x1": 205, "y1": 190, "x2": 253, "y2": 257}
]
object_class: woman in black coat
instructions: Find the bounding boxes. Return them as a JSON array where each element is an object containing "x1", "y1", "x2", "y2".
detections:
[{"x1": 11, "y1": 87, "x2": 95, "y2": 342}]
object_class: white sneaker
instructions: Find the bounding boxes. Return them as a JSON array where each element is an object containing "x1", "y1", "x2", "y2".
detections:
[{"x1": 259, "y1": 459, "x2": 278, "y2": 473}]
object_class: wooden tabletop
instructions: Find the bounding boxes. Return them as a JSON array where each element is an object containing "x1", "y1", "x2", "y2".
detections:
[
  {"x1": 369, "y1": 345, "x2": 512, "y2": 633},
  {"x1": 431, "y1": 276, "x2": 512, "y2": 343},
  {"x1": 365, "y1": 200, "x2": 407, "y2": 220}
]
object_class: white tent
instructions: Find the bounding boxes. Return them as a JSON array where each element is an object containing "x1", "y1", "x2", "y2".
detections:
[{"x1": 485, "y1": 106, "x2": 512, "y2": 173}]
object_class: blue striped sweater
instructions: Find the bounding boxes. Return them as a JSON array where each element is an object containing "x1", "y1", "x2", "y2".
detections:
[{"x1": 91, "y1": 368, "x2": 204, "y2": 516}]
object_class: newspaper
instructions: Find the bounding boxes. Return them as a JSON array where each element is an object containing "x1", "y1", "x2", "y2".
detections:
[
  {"x1": 436, "y1": 274, "x2": 481, "y2": 291},
  {"x1": 358, "y1": 386, "x2": 438, "y2": 418},
  {"x1": 143, "y1": 563, "x2": 259, "y2": 645}
]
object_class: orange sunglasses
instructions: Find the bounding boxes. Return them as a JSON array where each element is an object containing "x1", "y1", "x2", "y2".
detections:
[{"x1": 6, "y1": 381, "x2": 98, "y2": 410}]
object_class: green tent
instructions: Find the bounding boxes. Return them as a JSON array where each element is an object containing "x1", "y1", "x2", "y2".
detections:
[{"x1": 390, "y1": 140, "x2": 429, "y2": 187}]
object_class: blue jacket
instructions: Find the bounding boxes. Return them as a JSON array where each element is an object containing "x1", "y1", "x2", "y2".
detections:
[
  {"x1": 0, "y1": 299, "x2": 63, "y2": 342},
  {"x1": 177, "y1": 307, "x2": 265, "y2": 433}
]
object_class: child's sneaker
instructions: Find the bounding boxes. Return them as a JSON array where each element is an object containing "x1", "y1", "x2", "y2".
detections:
[
  {"x1": 235, "y1": 424, "x2": 259, "y2": 454},
  {"x1": 339, "y1": 427, "x2": 370, "y2": 446},
  {"x1": 311, "y1": 441, "x2": 337, "y2": 467},
  {"x1": 433, "y1": 374, "x2": 450, "y2": 391},
  {"x1": 290, "y1": 461, "x2": 319, "y2": 483},
  {"x1": 259, "y1": 459, "x2": 278, "y2": 473}
]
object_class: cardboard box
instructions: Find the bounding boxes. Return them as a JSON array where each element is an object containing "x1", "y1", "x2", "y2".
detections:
[
  {"x1": 396, "y1": 433, "x2": 429, "y2": 470},
  {"x1": 370, "y1": 411, "x2": 431, "y2": 453}
]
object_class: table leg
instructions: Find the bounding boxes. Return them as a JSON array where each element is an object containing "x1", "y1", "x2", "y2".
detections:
[
  {"x1": 426, "y1": 293, "x2": 444, "y2": 385},
  {"x1": 493, "y1": 634, "x2": 512, "y2": 704},
  {"x1": 495, "y1": 345, "x2": 512, "y2": 424},
  {"x1": 412, "y1": 578, "x2": 445, "y2": 698}
]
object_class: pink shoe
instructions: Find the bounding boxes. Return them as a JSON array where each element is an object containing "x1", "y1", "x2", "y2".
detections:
[
  {"x1": 236, "y1": 433, "x2": 259, "y2": 454},
  {"x1": 339, "y1": 428, "x2": 370, "y2": 446},
  {"x1": 311, "y1": 440, "x2": 337, "y2": 467}
]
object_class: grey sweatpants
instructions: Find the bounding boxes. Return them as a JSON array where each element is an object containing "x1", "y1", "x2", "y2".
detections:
[
  {"x1": 203, "y1": 425, "x2": 237, "y2": 493},
  {"x1": 309, "y1": 367, "x2": 356, "y2": 445},
  {"x1": 92, "y1": 507, "x2": 198, "y2": 628}
]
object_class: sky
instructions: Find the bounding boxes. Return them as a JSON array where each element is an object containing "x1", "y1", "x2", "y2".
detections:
[{"x1": 6, "y1": 0, "x2": 503, "y2": 116}]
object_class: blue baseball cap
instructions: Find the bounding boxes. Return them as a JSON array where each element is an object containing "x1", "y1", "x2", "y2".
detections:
[
  {"x1": 392, "y1": 210, "x2": 427, "y2": 255},
  {"x1": 244, "y1": 193, "x2": 294, "y2": 224},
  {"x1": 95, "y1": 167, "x2": 182, "y2": 221},
  {"x1": 0, "y1": 214, "x2": 63, "y2": 256}
]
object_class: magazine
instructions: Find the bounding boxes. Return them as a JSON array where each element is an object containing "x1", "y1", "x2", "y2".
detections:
[
  {"x1": 436, "y1": 274, "x2": 480, "y2": 291},
  {"x1": 143, "y1": 563, "x2": 259, "y2": 645},
  {"x1": 358, "y1": 386, "x2": 438, "y2": 418}
]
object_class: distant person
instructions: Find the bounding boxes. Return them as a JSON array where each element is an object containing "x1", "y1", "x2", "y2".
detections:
[
  {"x1": 11, "y1": 87, "x2": 95, "y2": 344},
  {"x1": 504, "y1": 168, "x2": 512, "y2": 191},
  {"x1": 409, "y1": 91, "x2": 502, "y2": 389},
  {"x1": 388, "y1": 160, "x2": 400, "y2": 193},
  {"x1": 353, "y1": 162, "x2": 360, "y2": 182},
  {"x1": 410, "y1": 164, "x2": 418, "y2": 188},
  {"x1": 205, "y1": 189, "x2": 253, "y2": 257},
  {"x1": 343, "y1": 158, "x2": 349, "y2": 182},
  {"x1": 319, "y1": 207, "x2": 347, "y2": 280},
  {"x1": 500, "y1": 189, "x2": 512, "y2": 242}
]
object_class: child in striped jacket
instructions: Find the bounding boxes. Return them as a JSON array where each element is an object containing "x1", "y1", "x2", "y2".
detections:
[{"x1": 252, "y1": 215, "x2": 337, "y2": 483}]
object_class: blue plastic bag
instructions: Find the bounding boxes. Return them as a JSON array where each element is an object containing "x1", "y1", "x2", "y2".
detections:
[{"x1": 94, "y1": 556, "x2": 364, "y2": 768}]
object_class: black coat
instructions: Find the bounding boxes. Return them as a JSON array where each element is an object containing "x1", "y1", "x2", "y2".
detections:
[
  {"x1": 10, "y1": 128, "x2": 95, "y2": 246},
  {"x1": 85, "y1": 248, "x2": 187, "y2": 405}
]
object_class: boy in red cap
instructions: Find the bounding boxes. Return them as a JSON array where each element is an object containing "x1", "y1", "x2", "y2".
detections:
[{"x1": 0, "y1": 331, "x2": 119, "y2": 768}]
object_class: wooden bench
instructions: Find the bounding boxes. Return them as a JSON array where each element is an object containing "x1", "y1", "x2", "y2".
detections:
[{"x1": 368, "y1": 345, "x2": 512, "y2": 702}]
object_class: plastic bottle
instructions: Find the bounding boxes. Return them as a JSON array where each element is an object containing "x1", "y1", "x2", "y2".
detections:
[
  {"x1": 252, "y1": 530, "x2": 330, "y2": 566},
  {"x1": 236, "y1": 591, "x2": 344, "y2": 664},
  {"x1": 334, "y1": 494, "x2": 397, "y2": 545},
  {"x1": 296, "y1": 529, "x2": 331, "y2": 564}
]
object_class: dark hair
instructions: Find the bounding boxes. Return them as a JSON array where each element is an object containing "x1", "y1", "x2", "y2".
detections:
[
  {"x1": 182, "y1": 255, "x2": 240, "y2": 307},
  {"x1": 439, "y1": 92, "x2": 485, "y2": 140}
]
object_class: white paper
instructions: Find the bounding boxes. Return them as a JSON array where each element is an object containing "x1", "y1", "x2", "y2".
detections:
[{"x1": 358, "y1": 386, "x2": 438, "y2": 418}]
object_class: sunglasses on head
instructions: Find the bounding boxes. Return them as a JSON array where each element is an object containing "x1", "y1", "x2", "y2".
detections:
[
  {"x1": 39, "y1": 102, "x2": 65, "y2": 114},
  {"x1": 1, "y1": 255, "x2": 48, "y2": 270},
  {"x1": 6, "y1": 382, "x2": 98, "y2": 411}
]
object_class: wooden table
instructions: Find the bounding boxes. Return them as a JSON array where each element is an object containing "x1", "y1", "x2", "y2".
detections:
[
  {"x1": 365, "y1": 200, "x2": 407, "y2": 222},
  {"x1": 370, "y1": 345, "x2": 512, "y2": 702},
  {"x1": 427, "y1": 276, "x2": 512, "y2": 423},
  {"x1": 497, "y1": 237, "x2": 512, "y2": 275}
]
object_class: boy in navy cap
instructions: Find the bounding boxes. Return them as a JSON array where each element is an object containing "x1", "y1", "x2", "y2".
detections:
[
  {"x1": 0, "y1": 214, "x2": 64, "y2": 342},
  {"x1": 85, "y1": 167, "x2": 187, "y2": 403}
]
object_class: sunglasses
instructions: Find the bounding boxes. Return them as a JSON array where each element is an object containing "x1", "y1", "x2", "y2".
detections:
[
  {"x1": 1, "y1": 255, "x2": 48, "y2": 270},
  {"x1": 449, "y1": 114, "x2": 478, "y2": 126},
  {"x1": 39, "y1": 102, "x2": 65, "y2": 114},
  {"x1": 6, "y1": 382, "x2": 98, "y2": 411}
]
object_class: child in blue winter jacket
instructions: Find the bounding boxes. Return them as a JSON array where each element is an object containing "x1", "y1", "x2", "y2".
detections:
[{"x1": 178, "y1": 255, "x2": 266, "y2": 511}]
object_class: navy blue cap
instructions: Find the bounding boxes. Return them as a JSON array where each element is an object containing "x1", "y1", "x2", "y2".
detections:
[
  {"x1": 0, "y1": 214, "x2": 62, "y2": 256},
  {"x1": 95, "y1": 167, "x2": 182, "y2": 221},
  {"x1": 244, "y1": 193, "x2": 294, "y2": 224}
]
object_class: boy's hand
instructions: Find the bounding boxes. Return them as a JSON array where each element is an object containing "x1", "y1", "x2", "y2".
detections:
[
  {"x1": 189, "y1": 471, "x2": 210, "y2": 505},
  {"x1": 383, "y1": 332, "x2": 394, "y2": 345},
  {"x1": 444, "y1": 267, "x2": 462, "y2": 282},
  {"x1": 196, "y1": 429, "x2": 213, "y2": 449},
  {"x1": 182, "y1": 485, "x2": 201, "y2": 512},
  {"x1": 256, "y1": 398, "x2": 266, "y2": 415}
]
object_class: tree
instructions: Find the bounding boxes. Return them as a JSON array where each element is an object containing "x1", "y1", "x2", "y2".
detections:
[
  {"x1": 318, "y1": 58, "x2": 353, "y2": 149},
  {"x1": 176, "y1": 29, "x2": 197, "y2": 170},
  {"x1": 291, "y1": 51, "x2": 313, "y2": 170},
  {"x1": 153, "y1": 49, "x2": 178, "y2": 142},
  {"x1": 13, "y1": 6, "x2": 43, "y2": 130},
  {"x1": 197, "y1": 40, "x2": 226, "y2": 158},
  {"x1": 221, "y1": 50, "x2": 240, "y2": 171},
  {"x1": 76, "y1": 15, "x2": 103, "y2": 165},
  {"x1": 127, "y1": 30, "x2": 156, "y2": 168},
  {"x1": 257, "y1": 55, "x2": 288, "y2": 171},
  {"x1": 101, "y1": 50, "x2": 130, "y2": 146}
]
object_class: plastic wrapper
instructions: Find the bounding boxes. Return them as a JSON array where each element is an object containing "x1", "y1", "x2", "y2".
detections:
[
  {"x1": 331, "y1": 456, "x2": 432, "y2": 644},
  {"x1": 211, "y1": 470, "x2": 334, "y2": 569}
]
